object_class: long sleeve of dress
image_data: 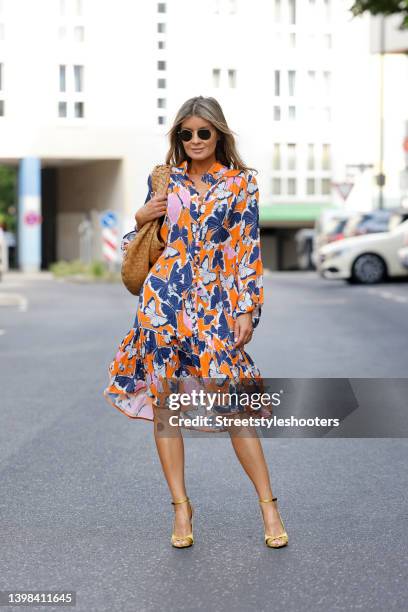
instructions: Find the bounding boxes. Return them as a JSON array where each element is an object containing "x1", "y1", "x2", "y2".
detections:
[
  {"x1": 234, "y1": 173, "x2": 264, "y2": 330},
  {"x1": 120, "y1": 174, "x2": 153, "y2": 253}
]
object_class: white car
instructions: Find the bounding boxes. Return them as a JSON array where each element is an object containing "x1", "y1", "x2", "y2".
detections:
[
  {"x1": 317, "y1": 218, "x2": 408, "y2": 284},
  {"x1": 398, "y1": 246, "x2": 408, "y2": 269}
]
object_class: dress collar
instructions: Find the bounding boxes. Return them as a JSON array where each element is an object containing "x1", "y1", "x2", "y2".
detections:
[{"x1": 173, "y1": 159, "x2": 229, "y2": 184}]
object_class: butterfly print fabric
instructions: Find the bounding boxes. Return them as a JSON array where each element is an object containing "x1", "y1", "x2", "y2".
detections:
[{"x1": 103, "y1": 160, "x2": 265, "y2": 426}]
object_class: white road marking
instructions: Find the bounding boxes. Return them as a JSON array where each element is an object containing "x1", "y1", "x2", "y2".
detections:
[
  {"x1": 0, "y1": 293, "x2": 28, "y2": 311},
  {"x1": 368, "y1": 288, "x2": 408, "y2": 304}
]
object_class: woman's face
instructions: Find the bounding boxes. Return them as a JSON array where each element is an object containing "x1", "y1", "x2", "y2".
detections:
[{"x1": 179, "y1": 115, "x2": 218, "y2": 164}]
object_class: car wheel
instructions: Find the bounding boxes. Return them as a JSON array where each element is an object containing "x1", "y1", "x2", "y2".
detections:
[{"x1": 351, "y1": 254, "x2": 386, "y2": 284}]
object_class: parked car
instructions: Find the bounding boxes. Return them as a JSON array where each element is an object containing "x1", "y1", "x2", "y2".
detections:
[
  {"x1": 317, "y1": 219, "x2": 408, "y2": 284},
  {"x1": 295, "y1": 228, "x2": 315, "y2": 270},
  {"x1": 313, "y1": 209, "x2": 354, "y2": 265},
  {"x1": 397, "y1": 225, "x2": 408, "y2": 269},
  {"x1": 388, "y1": 208, "x2": 408, "y2": 230},
  {"x1": 343, "y1": 209, "x2": 393, "y2": 238},
  {"x1": 398, "y1": 246, "x2": 408, "y2": 269}
]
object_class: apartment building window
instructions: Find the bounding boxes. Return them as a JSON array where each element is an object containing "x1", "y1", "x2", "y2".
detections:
[
  {"x1": 58, "y1": 101, "x2": 67, "y2": 118},
  {"x1": 274, "y1": 70, "x2": 280, "y2": 96},
  {"x1": 0, "y1": 100, "x2": 4, "y2": 117},
  {"x1": 273, "y1": 144, "x2": 281, "y2": 170},
  {"x1": 228, "y1": 0, "x2": 237, "y2": 14},
  {"x1": 272, "y1": 178, "x2": 282, "y2": 195},
  {"x1": 158, "y1": 116, "x2": 165, "y2": 125},
  {"x1": 157, "y1": 98, "x2": 166, "y2": 108},
  {"x1": 274, "y1": 0, "x2": 281, "y2": 22},
  {"x1": 157, "y1": 23, "x2": 166, "y2": 33},
  {"x1": 158, "y1": 40, "x2": 165, "y2": 49},
  {"x1": 58, "y1": 26, "x2": 67, "y2": 40},
  {"x1": 324, "y1": 34, "x2": 332, "y2": 48},
  {"x1": 307, "y1": 144, "x2": 315, "y2": 170},
  {"x1": 288, "y1": 0, "x2": 296, "y2": 24},
  {"x1": 307, "y1": 71, "x2": 316, "y2": 95},
  {"x1": 59, "y1": 65, "x2": 66, "y2": 92},
  {"x1": 0, "y1": 23, "x2": 4, "y2": 40},
  {"x1": 74, "y1": 101, "x2": 84, "y2": 117},
  {"x1": 74, "y1": 65, "x2": 83, "y2": 92},
  {"x1": 158, "y1": 60, "x2": 166, "y2": 70},
  {"x1": 288, "y1": 106, "x2": 296, "y2": 120},
  {"x1": 287, "y1": 143, "x2": 296, "y2": 170},
  {"x1": 323, "y1": 71, "x2": 331, "y2": 96},
  {"x1": 323, "y1": 106, "x2": 331, "y2": 121},
  {"x1": 288, "y1": 70, "x2": 295, "y2": 96},
  {"x1": 158, "y1": 78, "x2": 166, "y2": 88},
  {"x1": 322, "y1": 143, "x2": 331, "y2": 169},
  {"x1": 59, "y1": 0, "x2": 82, "y2": 15},
  {"x1": 287, "y1": 178, "x2": 297, "y2": 195},
  {"x1": 306, "y1": 178, "x2": 315, "y2": 195},
  {"x1": 74, "y1": 26, "x2": 85, "y2": 42},
  {"x1": 289, "y1": 33, "x2": 296, "y2": 47},
  {"x1": 324, "y1": 0, "x2": 331, "y2": 20},
  {"x1": 157, "y1": 2, "x2": 166, "y2": 12},
  {"x1": 321, "y1": 178, "x2": 331, "y2": 195},
  {"x1": 273, "y1": 106, "x2": 281, "y2": 121},
  {"x1": 58, "y1": 64, "x2": 84, "y2": 119},
  {"x1": 212, "y1": 68, "x2": 221, "y2": 88},
  {"x1": 228, "y1": 69, "x2": 236, "y2": 88}
]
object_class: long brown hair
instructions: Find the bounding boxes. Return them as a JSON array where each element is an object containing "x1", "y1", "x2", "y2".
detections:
[{"x1": 165, "y1": 96, "x2": 257, "y2": 175}]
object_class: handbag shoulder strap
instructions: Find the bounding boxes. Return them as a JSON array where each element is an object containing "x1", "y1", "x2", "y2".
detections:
[{"x1": 151, "y1": 164, "x2": 171, "y2": 196}]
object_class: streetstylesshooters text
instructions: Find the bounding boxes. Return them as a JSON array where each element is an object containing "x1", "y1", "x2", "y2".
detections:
[{"x1": 165, "y1": 390, "x2": 340, "y2": 429}]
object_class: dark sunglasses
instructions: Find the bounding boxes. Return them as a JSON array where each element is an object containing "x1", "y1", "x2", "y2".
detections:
[{"x1": 178, "y1": 128, "x2": 213, "y2": 142}]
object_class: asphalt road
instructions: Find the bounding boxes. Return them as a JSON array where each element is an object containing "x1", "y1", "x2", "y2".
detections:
[{"x1": 0, "y1": 271, "x2": 407, "y2": 612}]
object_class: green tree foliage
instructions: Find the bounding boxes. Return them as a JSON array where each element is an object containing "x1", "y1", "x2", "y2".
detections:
[
  {"x1": 0, "y1": 165, "x2": 17, "y2": 233},
  {"x1": 350, "y1": 1, "x2": 408, "y2": 30}
]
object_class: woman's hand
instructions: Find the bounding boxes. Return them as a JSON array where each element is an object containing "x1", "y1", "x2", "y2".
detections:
[
  {"x1": 135, "y1": 192, "x2": 168, "y2": 230},
  {"x1": 233, "y1": 312, "x2": 253, "y2": 349}
]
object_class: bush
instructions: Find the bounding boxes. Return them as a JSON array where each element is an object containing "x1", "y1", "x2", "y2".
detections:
[{"x1": 49, "y1": 259, "x2": 120, "y2": 281}]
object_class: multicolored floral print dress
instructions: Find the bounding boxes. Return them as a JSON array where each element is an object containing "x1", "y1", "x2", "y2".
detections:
[{"x1": 103, "y1": 160, "x2": 265, "y2": 428}]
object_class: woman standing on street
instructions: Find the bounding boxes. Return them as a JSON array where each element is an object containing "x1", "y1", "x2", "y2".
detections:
[{"x1": 103, "y1": 96, "x2": 288, "y2": 549}]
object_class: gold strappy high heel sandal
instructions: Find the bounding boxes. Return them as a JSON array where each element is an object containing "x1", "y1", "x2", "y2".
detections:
[
  {"x1": 259, "y1": 496, "x2": 289, "y2": 548},
  {"x1": 171, "y1": 496, "x2": 194, "y2": 548}
]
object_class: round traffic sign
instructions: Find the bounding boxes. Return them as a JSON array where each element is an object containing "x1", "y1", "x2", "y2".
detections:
[
  {"x1": 100, "y1": 211, "x2": 118, "y2": 228},
  {"x1": 24, "y1": 211, "x2": 42, "y2": 225}
]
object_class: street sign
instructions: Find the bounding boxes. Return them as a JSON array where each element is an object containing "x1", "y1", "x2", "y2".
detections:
[
  {"x1": 100, "y1": 210, "x2": 118, "y2": 228},
  {"x1": 332, "y1": 182, "x2": 354, "y2": 201},
  {"x1": 102, "y1": 227, "x2": 119, "y2": 263},
  {"x1": 375, "y1": 173, "x2": 386, "y2": 187},
  {"x1": 23, "y1": 211, "x2": 42, "y2": 226}
]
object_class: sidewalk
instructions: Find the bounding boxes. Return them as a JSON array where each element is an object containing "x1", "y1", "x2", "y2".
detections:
[{"x1": 1, "y1": 269, "x2": 54, "y2": 282}]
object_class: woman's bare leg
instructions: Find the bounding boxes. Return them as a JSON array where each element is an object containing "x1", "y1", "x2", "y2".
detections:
[
  {"x1": 153, "y1": 405, "x2": 192, "y2": 544},
  {"x1": 227, "y1": 423, "x2": 287, "y2": 545}
]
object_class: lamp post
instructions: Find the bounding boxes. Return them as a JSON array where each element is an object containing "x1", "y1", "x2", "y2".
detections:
[{"x1": 376, "y1": 15, "x2": 386, "y2": 209}]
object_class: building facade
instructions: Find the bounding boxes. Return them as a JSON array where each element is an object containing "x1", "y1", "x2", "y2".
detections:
[{"x1": 0, "y1": 0, "x2": 407, "y2": 271}]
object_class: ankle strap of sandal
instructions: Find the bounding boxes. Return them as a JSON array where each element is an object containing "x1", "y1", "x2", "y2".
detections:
[
  {"x1": 171, "y1": 496, "x2": 189, "y2": 505},
  {"x1": 259, "y1": 497, "x2": 277, "y2": 503}
]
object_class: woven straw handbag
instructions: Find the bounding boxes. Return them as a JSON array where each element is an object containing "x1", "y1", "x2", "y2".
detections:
[{"x1": 121, "y1": 164, "x2": 171, "y2": 295}]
